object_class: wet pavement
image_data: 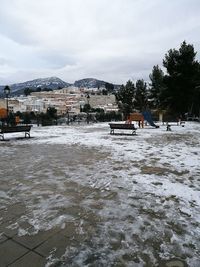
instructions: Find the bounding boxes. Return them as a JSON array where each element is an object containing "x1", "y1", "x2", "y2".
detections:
[{"x1": 0, "y1": 124, "x2": 200, "y2": 266}]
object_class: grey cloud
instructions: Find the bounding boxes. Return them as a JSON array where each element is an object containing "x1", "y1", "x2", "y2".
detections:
[
  {"x1": 39, "y1": 51, "x2": 77, "y2": 69},
  {"x1": 0, "y1": 57, "x2": 11, "y2": 66},
  {"x1": 0, "y1": 0, "x2": 200, "y2": 84}
]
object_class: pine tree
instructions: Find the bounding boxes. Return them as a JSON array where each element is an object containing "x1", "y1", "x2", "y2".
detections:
[
  {"x1": 115, "y1": 80, "x2": 135, "y2": 119},
  {"x1": 163, "y1": 41, "x2": 199, "y2": 115},
  {"x1": 105, "y1": 82, "x2": 114, "y2": 93},
  {"x1": 149, "y1": 65, "x2": 166, "y2": 109},
  {"x1": 134, "y1": 79, "x2": 148, "y2": 111}
]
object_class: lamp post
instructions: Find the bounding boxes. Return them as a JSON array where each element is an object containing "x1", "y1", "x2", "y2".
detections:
[
  {"x1": 86, "y1": 94, "x2": 90, "y2": 124},
  {"x1": 79, "y1": 100, "x2": 85, "y2": 113},
  {"x1": 66, "y1": 107, "x2": 70, "y2": 125},
  {"x1": 4, "y1": 85, "x2": 10, "y2": 125},
  {"x1": 86, "y1": 93, "x2": 90, "y2": 105}
]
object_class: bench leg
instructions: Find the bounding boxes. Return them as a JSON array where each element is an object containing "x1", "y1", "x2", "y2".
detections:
[
  {"x1": 110, "y1": 129, "x2": 114, "y2": 135},
  {"x1": 25, "y1": 132, "x2": 30, "y2": 138},
  {"x1": 132, "y1": 130, "x2": 136, "y2": 135},
  {"x1": 0, "y1": 134, "x2": 4, "y2": 141}
]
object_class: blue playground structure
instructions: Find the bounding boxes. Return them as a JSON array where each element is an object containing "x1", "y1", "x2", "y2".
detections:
[{"x1": 142, "y1": 111, "x2": 159, "y2": 128}]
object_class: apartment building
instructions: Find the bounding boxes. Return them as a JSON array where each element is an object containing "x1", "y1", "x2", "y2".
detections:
[
  {"x1": 0, "y1": 99, "x2": 6, "y2": 109},
  {"x1": 0, "y1": 88, "x2": 118, "y2": 115}
]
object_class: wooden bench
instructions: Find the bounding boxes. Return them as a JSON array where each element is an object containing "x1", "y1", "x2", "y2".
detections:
[
  {"x1": 0, "y1": 125, "x2": 32, "y2": 140},
  {"x1": 109, "y1": 123, "x2": 137, "y2": 135}
]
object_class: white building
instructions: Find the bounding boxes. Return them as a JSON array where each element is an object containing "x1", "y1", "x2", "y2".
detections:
[{"x1": 0, "y1": 89, "x2": 118, "y2": 116}]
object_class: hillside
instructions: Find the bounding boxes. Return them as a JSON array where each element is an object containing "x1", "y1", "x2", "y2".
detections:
[
  {"x1": 0, "y1": 77, "x2": 120, "y2": 96},
  {"x1": 0, "y1": 77, "x2": 71, "y2": 95},
  {"x1": 74, "y1": 78, "x2": 106, "y2": 88},
  {"x1": 74, "y1": 78, "x2": 120, "y2": 89}
]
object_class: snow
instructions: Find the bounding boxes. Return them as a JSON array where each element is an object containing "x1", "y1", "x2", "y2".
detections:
[{"x1": 0, "y1": 121, "x2": 200, "y2": 266}]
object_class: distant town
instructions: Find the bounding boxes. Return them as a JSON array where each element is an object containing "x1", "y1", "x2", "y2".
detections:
[
  {"x1": 0, "y1": 77, "x2": 120, "y2": 125},
  {"x1": 0, "y1": 85, "x2": 117, "y2": 115},
  {"x1": 1, "y1": 41, "x2": 200, "y2": 126}
]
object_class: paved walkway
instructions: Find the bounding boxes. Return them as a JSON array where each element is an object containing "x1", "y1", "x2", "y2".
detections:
[
  {"x1": 0, "y1": 202, "x2": 94, "y2": 267},
  {"x1": 0, "y1": 221, "x2": 70, "y2": 267}
]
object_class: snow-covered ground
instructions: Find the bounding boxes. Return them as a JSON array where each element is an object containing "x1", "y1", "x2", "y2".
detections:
[{"x1": 0, "y1": 122, "x2": 200, "y2": 266}]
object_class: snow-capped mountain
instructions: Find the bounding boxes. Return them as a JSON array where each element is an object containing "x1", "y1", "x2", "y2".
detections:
[
  {"x1": 0, "y1": 77, "x2": 71, "y2": 94},
  {"x1": 0, "y1": 77, "x2": 120, "y2": 96},
  {"x1": 74, "y1": 78, "x2": 120, "y2": 89},
  {"x1": 74, "y1": 78, "x2": 106, "y2": 88}
]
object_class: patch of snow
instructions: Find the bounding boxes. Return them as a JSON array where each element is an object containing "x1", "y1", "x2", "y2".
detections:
[{"x1": 0, "y1": 121, "x2": 200, "y2": 266}]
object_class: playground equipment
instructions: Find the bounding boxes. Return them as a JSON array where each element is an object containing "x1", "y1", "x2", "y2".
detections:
[
  {"x1": 142, "y1": 111, "x2": 159, "y2": 128},
  {"x1": 0, "y1": 108, "x2": 20, "y2": 125},
  {"x1": 129, "y1": 113, "x2": 144, "y2": 128},
  {"x1": 0, "y1": 108, "x2": 7, "y2": 119},
  {"x1": 129, "y1": 111, "x2": 159, "y2": 128}
]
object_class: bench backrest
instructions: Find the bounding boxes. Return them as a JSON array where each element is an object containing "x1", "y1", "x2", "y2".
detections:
[
  {"x1": 0, "y1": 125, "x2": 32, "y2": 133},
  {"x1": 109, "y1": 123, "x2": 136, "y2": 130}
]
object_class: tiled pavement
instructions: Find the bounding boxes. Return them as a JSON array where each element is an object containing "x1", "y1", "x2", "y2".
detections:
[
  {"x1": 0, "y1": 202, "x2": 95, "y2": 267},
  {"x1": 0, "y1": 225, "x2": 67, "y2": 267},
  {"x1": 0, "y1": 221, "x2": 81, "y2": 267}
]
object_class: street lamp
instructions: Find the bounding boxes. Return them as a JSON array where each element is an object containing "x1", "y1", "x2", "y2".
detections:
[
  {"x1": 79, "y1": 100, "x2": 85, "y2": 112},
  {"x1": 86, "y1": 93, "x2": 90, "y2": 105},
  {"x1": 66, "y1": 107, "x2": 70, "y2": 125},
  {"x1": 4, "y1": 85, "x2": 10, "y2": 125},
  {"x1": 86, "y1": 94, "x2": 90, "y2": 124}
]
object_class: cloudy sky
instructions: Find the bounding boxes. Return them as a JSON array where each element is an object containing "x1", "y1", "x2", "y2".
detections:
[{"x1": 0, "y1": 0, "x2": 200, "y2": 85}]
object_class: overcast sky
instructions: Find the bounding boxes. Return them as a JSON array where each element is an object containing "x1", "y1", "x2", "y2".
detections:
[{"x1": 0, "y1": 0, "x2": 200, "y2": 85}]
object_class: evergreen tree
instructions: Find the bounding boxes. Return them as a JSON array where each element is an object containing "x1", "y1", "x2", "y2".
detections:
[
  {"x1": 24, "y1": 87, "x2": 33, "y2": 96},
  {"x1": 47, "y1": 107, "x2": 57, "y2": 119},
  {"x1": 149, "y1": 65, "x2": 166, "y2": 109},
  {"x1": 190, "y1": 62, "x2": 200, "y2": 116},
  {"x1": 102, "y1": 89, "x2": 108, "y2": 95},
  {"x1": 115, "y1": 80, "x2": 135, "y2": 119},
  {"x1": 135, "y1": 79, "x2": 148, "y2": 111},
  {"x1": 83, "y1": 103, "x2": 91, "y2": 112},
  {"x1": 22, "y1": 112, "x2": 31, "y2": 124},
  {"x1": 105, "y1": 82, "x2": 114, "y2": 93},
  {"x1": 163, "y1": 41, "x2": 199, "y2": 115}
]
